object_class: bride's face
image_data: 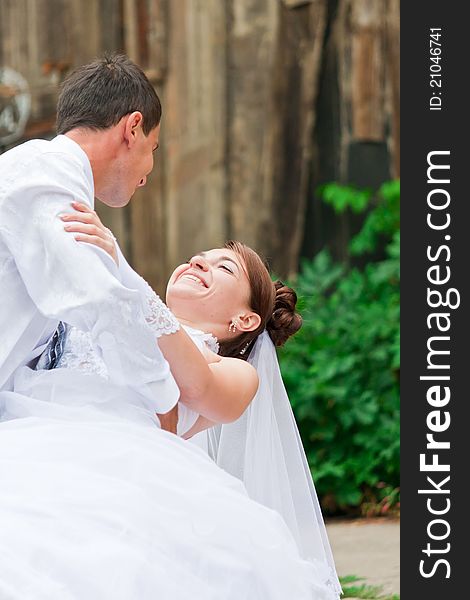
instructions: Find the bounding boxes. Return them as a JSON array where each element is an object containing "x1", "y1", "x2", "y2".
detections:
[{"x1": 166, "y1": 248, "x2": 255, "y2": 338}]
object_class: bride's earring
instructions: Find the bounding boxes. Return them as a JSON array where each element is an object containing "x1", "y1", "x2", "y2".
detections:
[{"x1": 229, "y1": 320, "x2": 238, "y2": 333}]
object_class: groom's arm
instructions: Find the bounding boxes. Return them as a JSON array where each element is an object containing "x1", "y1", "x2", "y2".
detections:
[{"x1": 1, "y1": 152, "x2": 179, "y2": 413}]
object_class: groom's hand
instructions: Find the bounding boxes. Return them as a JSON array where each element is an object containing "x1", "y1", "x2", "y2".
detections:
[{"x1": 157, "y1": 403, "x2": 179, "y2": 435}]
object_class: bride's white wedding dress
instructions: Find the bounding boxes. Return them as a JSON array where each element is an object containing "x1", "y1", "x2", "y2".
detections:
[{"x1": 0, "y1": 318, "x2": 337, "y2": 599}]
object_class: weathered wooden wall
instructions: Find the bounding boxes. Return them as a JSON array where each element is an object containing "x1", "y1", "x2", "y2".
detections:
[
  {"x1": 228, "y1": 0, "x2": 328, "y2": 277},
  {"x1": 1, "y1": 0, "x2": 400, "y2": 291},
  {"x1": 302, "y1": 0, "x2": 400, "y2": 262}
]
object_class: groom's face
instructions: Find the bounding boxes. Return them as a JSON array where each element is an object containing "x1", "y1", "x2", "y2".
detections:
[
  {"x1": 98, "y1": 122, "x2": 160, "y2": 208},
  {"x1": 126, "y1": 123, "x2": 160, "y2": 196}
]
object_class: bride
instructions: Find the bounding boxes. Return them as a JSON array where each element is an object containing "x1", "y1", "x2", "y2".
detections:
[{"x1": 0, "y1": 208, "x2": 341, "y2": 599}]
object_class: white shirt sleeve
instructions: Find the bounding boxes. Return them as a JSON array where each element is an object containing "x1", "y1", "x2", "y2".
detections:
[{"x1": 1, "y1": 150, "x2": 179, "y2": 413}]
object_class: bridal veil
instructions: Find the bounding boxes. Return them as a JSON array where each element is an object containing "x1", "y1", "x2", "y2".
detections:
[{"x1": 204, "y1": 331, "x2": 342, "y2": 598}]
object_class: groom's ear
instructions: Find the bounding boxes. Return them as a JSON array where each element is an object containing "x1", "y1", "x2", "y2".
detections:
[
  {"x1": 123, "y1": 112, "x2": 144, "y2": 148},
  {"x1": 237, "y1": 312, "x2": 261, "y2": 333}
]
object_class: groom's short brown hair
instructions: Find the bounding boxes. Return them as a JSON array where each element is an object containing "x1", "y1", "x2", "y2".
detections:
[{"x1": 56, "y1": 53, "x2": 161, "y2": 136}]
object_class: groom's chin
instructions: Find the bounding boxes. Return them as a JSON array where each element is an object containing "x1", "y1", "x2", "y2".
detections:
[{"x1": 96, "y1": 194, "x2": 131, "y2": 209}]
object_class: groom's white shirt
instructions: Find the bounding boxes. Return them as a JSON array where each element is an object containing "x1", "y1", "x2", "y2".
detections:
[{"x1": 0, "y1": 135, "x2": 179, "y2": 413}]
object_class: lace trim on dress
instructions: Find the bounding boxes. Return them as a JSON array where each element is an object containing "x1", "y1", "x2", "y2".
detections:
[
  {"x1": 54, "y1": 326, "x2": 109, "y2": 379},
  {"x1": 140, "y1": 278, "x2": 180, "y2": 338},
  {"x1": 35, "y1": 323, "x2": 107, "y2": 378},
  {"x1": 200, "y1": 332, "x2": 219, "y2": 354},
  {"x1": 182, "y1": 325, "x2": 219, "y2": 355}
]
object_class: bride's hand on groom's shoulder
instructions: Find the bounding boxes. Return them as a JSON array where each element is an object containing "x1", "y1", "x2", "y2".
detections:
[{"x1": 61, "y1": 201, "x2": 119, "y2": 266}]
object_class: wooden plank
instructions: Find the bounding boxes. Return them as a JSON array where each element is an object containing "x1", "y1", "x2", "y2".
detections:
[
  {"x1": 385, "y1": 0, "x2": 400, "y2": 178},
  {"x1": 228, "y1": 0, "x2": 327, "y2": 277},
  {"x1": 227, "y1": 0, "x2": 279, "y2": 253},
  {"x1": 350, "y1": 0, "x2": 386, "y2": 142},
  {"x1": 162, "y1": 0, "x2": 228, "y2": 275}
]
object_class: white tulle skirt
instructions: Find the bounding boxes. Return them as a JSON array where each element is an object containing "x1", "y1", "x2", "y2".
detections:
[{"x1": 0, "y1": 368, "x2": 333, "y2": 600}]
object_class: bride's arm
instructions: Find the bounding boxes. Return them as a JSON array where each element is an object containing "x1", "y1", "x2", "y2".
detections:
[
  {"x1": 64, "y1": 207, "x2": 258, "y2": 425},
  {"x1": 158, "y1": 331, "x2": 258, "y2": 423}
]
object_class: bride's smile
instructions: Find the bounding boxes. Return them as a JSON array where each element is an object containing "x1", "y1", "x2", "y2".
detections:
[
  {"x1": 165, "y1": 248, "x2": 259, "y2": 341},
  {"x1": 170, "y1": 249, "x2": 244, "y2": 292},
  {"x1": 178, "y1": 272, "x2": 208, "y2": 287}
]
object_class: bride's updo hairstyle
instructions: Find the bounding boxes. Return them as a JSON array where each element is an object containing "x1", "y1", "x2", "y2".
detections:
[{"x1": 219, "y1": 241, "x2": 302, "y2": 360}]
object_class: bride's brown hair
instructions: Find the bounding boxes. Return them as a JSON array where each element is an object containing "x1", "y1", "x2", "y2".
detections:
[{"x1": 218, "y1": 241, "x2": 302, "y2": 360}]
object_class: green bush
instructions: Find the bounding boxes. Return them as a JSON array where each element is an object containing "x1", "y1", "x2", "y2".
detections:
[{"x1": 279, "y1": 181, "x2": 400, "y2": 514}]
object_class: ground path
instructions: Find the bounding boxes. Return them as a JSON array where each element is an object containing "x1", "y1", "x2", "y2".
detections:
[{"x1": 326, "y1": 518, "x2": 400, "y2": 597}]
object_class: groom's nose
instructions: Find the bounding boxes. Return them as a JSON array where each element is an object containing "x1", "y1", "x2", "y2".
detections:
[{"x1": 137, "y1": 176, "x2": 147, "y2": 187}]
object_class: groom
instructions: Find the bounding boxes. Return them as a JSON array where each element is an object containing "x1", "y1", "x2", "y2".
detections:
[{"x1": 0, "y1": 54, "x2": 179, "y2": 416}]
